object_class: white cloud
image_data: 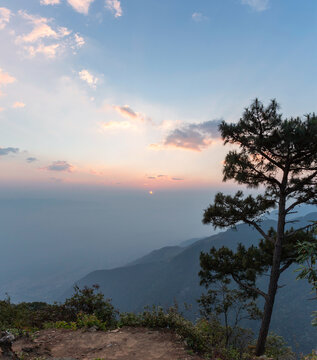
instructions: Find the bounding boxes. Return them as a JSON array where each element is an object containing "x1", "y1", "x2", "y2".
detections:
[
  {"x1": 15, "y1": 11, "x2": 84, "y2": 58},
  {"x1": 0, "y1": 7, "x2": 11, "y2": 30},
  {"x1": 13, "y1": 101, "x2": 26, "y2": 108},
  {"x1": 67, "y1": 0, "x2": 95, "y2": 15},
  {"x1": 0, "y1": 68, "x2": 16, "y2": 86},
  {"x1": 105, "y1": 0, "x2": 122, "y2": 18},
  {"x1": 191, "y1": 12, "x2": 208, "y2": 22},
  {"x1": 40, "y1": 0, "x2": 61, "y2": 5},
  {"x1": 74, "y1": 33, "x2": 85, "y2": 47},
  {"x1": 78, "y1": 69, "x2": 98, "y2": 88},
  {"x1": 241, "y1": 0, "x2": 269, "y2": 12}
]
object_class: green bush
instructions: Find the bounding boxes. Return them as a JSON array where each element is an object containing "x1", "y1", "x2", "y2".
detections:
[
  {"x1": 76, "y1": 313, "x2": 107, "y2": 330},
  {"x1": 0, "y1": 285, "x2": 117, "y2": 331},
  {"x1": 64, "y1": 284, "x2": 117, "y2": 328},
  {"x1": 44, "y1": 313, "x2": 108, "y2": 331},
  {"x1": 44, "y1": 320, "x2": 77, "y2": 330},
  {"x1": 0, "y1": 288, "x2": 300, "y2": 360},
  {"x1": 119, "y1": 305, "x2": 248, "y2": 358},
  {"x1": 263, "y1": 332, "x2": 296, "y2": 360}
]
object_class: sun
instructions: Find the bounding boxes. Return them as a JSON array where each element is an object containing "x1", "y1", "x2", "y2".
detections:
[{"x1": 149, "y1": 190, "x2": 153, "y2": 195}]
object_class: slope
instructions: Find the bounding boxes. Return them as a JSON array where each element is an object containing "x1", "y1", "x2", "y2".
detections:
[{"x1": 72, "y1": 213, "x2": 317, "y2": 353}]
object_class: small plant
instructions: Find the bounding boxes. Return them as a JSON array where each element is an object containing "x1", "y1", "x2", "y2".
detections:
[
  {"x1": 76, "y1": 313, "x2": 107, "y2": 330},
  {"x1": 199, "y1": 282, "x2": 261, "y2": 347},
  {"x1": 44, "y1": 320, "x2": 78, "y2": 330}
]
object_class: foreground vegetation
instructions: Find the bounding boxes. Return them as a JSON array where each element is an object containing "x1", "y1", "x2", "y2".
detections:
[{"x1": 0, "y1": 285, "x2": 315, "y2": 360}]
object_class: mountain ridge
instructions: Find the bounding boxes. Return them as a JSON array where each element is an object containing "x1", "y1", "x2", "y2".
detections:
[{"x1": 69, "y1": 212, "x2": 317, "y2": 353}]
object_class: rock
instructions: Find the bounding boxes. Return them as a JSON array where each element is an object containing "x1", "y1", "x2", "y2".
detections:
[
  {"x1": 88, "y1": 326, "x2": 98, "y2": 332},
  {"x1": 0, "y1": 331, "x2": 18, "y2": 360}
]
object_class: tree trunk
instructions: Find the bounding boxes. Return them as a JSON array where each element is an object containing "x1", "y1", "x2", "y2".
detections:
[{"x1": 255, "y1": 196, "x2": 286, "y2": 356}]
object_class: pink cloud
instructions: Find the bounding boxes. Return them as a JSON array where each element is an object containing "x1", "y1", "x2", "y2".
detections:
[
  {"x1": 152, "y1": 119, "x2": 222, "y2": 152},
  {"x1": 0, "y1": 7, "x2": 11, "y2": 30},
  {"x1": 17, "y1": 12, "x2": 71, "y2": 43},
  {"x1": 13, "y1": 101, "x2": 26, "y2": 108},
  {"x1": 113, "y1": 105, "x2": 145, "y2": 122},
  {"x1": 101, "y1": 120, "x2": 132, "y2": 130},
  {"x1": 15, "y1": 11, "x2": 84, "y2": 58},
  {"x1": 24, "y1": 43, "x2": 60, "y2": 58},
  {"x1": 0, "y1": 68, "x2": 16, "y2": 86},
  {"x1": 67, "y1": 0, "x2": 95, "y2": 15}
]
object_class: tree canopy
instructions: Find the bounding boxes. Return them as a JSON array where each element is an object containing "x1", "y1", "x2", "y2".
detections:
[{"x1": 200, "y1": 99, "x2": 317, "y2": 355}]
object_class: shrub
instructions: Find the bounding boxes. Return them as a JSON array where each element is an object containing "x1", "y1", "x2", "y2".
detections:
[
  {"x1": 64, "y1": 284, "x2": 117, "y2": 327},
  {"x1": 263, "y1": 333, "x2": 296, "y2": 360},
  {"x1": 119, "y1": 305, "x2": 248, "y2": 357}
]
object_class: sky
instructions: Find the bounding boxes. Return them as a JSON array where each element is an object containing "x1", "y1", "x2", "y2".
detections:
[
  {"x1": 0, "y1": 0, "x2": 317, "y2": 301},
  {"x1": 0, "y1": 0, "x2": 316, "y2": 190}
]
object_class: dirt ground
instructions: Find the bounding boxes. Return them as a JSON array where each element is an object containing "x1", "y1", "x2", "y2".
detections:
[{"x1": 10, "y1": 327, "x2": 205, "y2": 360}]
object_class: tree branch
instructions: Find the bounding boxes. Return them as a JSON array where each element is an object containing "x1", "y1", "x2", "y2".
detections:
[
  {"x1": 279, "y1": 260, "x2": 293, "y2": 275},
  {"x1": 286, "y1": 196, "x2": 313, "y2": 214},
  {"x1": 244, "y1": 219, "x2": 274, "y2": 243},
  {"x1": 232, "y1": 274, "x2": 268, "y2": 300},
  {"x1": 247, "y1": 160, "x2": 281, "y2": 187},
  {"x1": 284, "y1": 224, "x2": 316, "y2": 240},
  {"x1": 257, "y1": 149, "x2": 285, "y2": 171},
  {"x1": 286, "y1": 170, "x2": 317, "y2": 196}
]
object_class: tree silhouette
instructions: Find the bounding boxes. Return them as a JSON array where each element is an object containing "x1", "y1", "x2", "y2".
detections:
[{"x1": 200, "y1": 99, "x2": 317, "y2": 355}]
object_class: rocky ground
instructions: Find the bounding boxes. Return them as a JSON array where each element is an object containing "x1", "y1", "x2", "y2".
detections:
[{"x1": 7, "y1": 327, "x2": 204, "y2": 360}]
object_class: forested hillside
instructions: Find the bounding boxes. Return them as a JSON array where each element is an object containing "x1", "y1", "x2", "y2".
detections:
[{"x1": 71, "y1": 213, "x2": 317, "y2": 353}]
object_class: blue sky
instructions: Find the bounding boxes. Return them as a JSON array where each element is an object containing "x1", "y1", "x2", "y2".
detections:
[
  {"x1": 1, "y1": 0, "x2": 317, "y2": 301},
  {"x1": 0, "y1": 0, "x2": 316, "y2": 189}
]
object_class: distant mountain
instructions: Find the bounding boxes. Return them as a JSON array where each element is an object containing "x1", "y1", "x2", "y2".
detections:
[
  {"x1": 70, "y1": 213, "x2": 317, "y2": 353},
  {"x1": 178, "y1": 237, "x2": 203, "y2": 247},
  {"x1": 127, "y1": 246, "x2": 184, "y2": 266}
]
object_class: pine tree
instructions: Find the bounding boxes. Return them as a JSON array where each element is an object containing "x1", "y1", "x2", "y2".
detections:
[{"x1": 200, "y1": 99, "x2": 317, "y2": 355}]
